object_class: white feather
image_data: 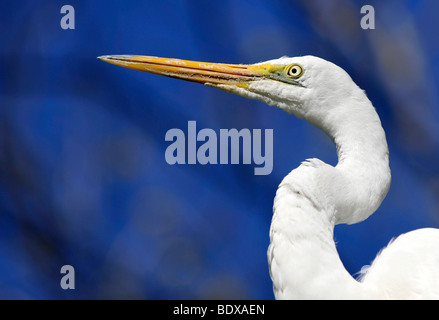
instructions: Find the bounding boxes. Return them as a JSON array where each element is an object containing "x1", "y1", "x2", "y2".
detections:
[{"x1": 227, "y1": 56, "x2": 439, "y2": 299}]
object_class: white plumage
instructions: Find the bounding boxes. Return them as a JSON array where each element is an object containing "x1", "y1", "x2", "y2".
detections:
[
  {"x1": 99, "y1": 54, "x2": 439, "y2": 299},
  {"x1": 247, "y1": 56, "x2": 439, "y2": 299}
]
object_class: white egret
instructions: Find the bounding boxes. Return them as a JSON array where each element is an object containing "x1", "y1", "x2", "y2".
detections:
[{"x1": 99, "y1": 55, "x2": 439, "y2": 299}]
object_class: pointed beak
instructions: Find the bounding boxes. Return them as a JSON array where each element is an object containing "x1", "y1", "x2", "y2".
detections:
[{"x1": 98, "y1": 55, "x2": 266, "y2": 87}]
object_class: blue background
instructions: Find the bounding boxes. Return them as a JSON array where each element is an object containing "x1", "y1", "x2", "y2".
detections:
[{"x1": 1, "y1": 0, "x2": 439, "y2": 299}]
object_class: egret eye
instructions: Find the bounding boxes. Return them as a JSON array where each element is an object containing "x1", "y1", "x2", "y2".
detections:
[{"x1": 286, "y1": 64, "x2": 304, "y2": 78}]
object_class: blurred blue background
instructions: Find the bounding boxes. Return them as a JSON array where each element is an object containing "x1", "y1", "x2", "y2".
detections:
[{"x1": 1, "y1": 0, "x2": 439, "y2": 299}]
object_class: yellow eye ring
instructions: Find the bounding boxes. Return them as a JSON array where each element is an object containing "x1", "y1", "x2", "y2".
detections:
[{"x1": 286, "y1": 64, "x2": 304, "y2": 78}]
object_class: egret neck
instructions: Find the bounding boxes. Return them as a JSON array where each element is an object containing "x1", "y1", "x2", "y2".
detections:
[{"x1": 268, "y1": 84, "x2": 391, "y2": 299}]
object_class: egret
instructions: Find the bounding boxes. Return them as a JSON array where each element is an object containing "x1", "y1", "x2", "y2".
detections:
[{"x1": 99, "y1": 54, "x2": 439, "y2": 299}]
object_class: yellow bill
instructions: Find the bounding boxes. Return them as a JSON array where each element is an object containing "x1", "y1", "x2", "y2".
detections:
[{"x1": 98, "y1": 55, "x2": 268, "y2": 87}]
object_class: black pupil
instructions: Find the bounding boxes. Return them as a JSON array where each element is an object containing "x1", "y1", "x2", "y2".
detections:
[{"x1": 291, "y1": 67, "x2": 298, "y2": 74}]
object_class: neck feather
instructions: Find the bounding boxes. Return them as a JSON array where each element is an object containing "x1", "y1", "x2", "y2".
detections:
[
  {"x1": 325, "y1": 99, "x2": 391, "y2": 224},
  {"x1": 268, "y1": 96, "x2": 390, "y2": 299}
]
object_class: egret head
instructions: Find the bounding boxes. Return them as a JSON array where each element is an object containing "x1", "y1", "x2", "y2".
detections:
[
  {"x1": 97, "y1": 55, "x2": 360, "y2": 127},
  {"x1": 99, "y1": 54, "x2": 389, "y2": 226}
]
